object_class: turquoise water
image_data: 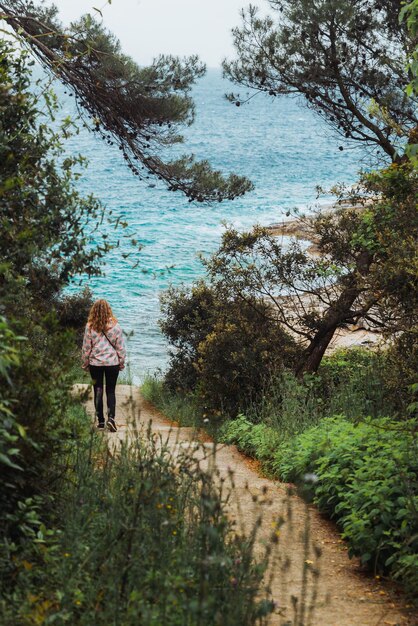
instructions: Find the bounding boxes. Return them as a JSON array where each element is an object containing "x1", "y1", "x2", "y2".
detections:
[{"x1": 61, "y1": 69, "x2": 364, "y2": 381}]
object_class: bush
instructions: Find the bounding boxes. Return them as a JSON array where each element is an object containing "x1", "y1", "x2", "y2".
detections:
[
  {"x1": 0, "y1": 317, "x2": 31, "y2": 539},
  {"x1": 244, "y1": 350, "x2": 401, "y2": 437},
  {"x1": 0, "y1": 312, "x2": 93, "y2": 609},
  {"x1": 274, "y1": 416, "x2": 418, "y2": 595},
  {"x1": 0, "y1": 313, "x2": 75, "y2": 534},
  {"x1": 247, "y1": 371, "x2": 326, "y2": 434},
  {"x1": 160, "y1": 283, "x2": 300, "y2": 418},
  {"x1": 54, "y1": 287, "x2": 94, "y2": 343},
  {"x1": 319, "y1": 347, "x2": 380, "y2": 387},
  {"x1": 221, "y1": 356, "x2": 418, "y2": 597},
  {"x1": 318, "y1": 346, "x2": 416, "y2": 418},
  {"x1": 317, "y1": 348, "x2": 393, "y2": 419},
  {"x1": 220, "y1": 415, "x2": 280, "y2": 473},
  {"x1": 1, "y1": 411, "x2": 273, "y2": 625},
  {"x1": 382, "y1": 333, "x2": 418, "y2": 415}
]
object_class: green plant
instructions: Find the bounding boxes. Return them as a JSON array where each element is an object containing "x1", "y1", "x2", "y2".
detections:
[
  {"x1": 54, "y1": 288, "x2": 94, "y2": 343},
  {"x1": 274, "y1": 416, "x2": 418, "y2": 595},
  {"x1": 0, "y1": 39, "x2": 112, "y2": 603},
  {"x1": 249, "y1": 372, "x2": 325, "y2": 434},
  {"x1": 380, "y1": 334, "x2": 418, "y2": 415},
  {"x1": 318, "y1": 348, "x2": 394, "y2": 419},
  {"x1": 2, "y1": 1, "x2": 253, "y2": 204},
  {"x1": 160, "y1": 281, "x2": 299, "y2": 418},
  {"x1": 225, "y1": 1, "x2": 416, "y2": 161},
  {"x1": 0, "y1": 317, "x2": 30, "y2": 531},
  {"x1": 141, "y1": 375, "x2": 200, "y2": 428},
  {"x1": 238, "y1": 353, "x2": 394, "y2": 446},
  {"x1": 220, "y1": 415, "x2": 280, "y2": 474},
  {"x1": 1, "y1": 413, "x2": 274, "y2": 625}
]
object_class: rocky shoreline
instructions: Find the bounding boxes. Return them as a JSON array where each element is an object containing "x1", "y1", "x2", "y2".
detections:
[{"x1": 266, "y1": 215, "x2": 320, "y2": 255}]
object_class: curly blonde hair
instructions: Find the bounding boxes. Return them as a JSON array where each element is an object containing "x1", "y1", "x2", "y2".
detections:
[{"x1": 87, "y1": 299, "x2": 117, "y2": 333}]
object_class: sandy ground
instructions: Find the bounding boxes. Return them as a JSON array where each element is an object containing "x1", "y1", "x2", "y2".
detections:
[{"x1": 75, "y1": 383, "x2": 418, "y2": 626}]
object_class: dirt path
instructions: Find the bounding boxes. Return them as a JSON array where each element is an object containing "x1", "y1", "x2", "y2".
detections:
[{"x1": 76, "y1": 384, "x2": 417, "y2": 626}]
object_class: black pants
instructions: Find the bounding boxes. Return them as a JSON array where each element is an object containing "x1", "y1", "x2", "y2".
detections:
[{"x1": 89, "y1": 365, "x2": 119, "y2": 422}]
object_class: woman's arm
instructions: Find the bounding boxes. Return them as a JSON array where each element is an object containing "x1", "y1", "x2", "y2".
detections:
[
  {"x1": 114, "y1": 325, "x2": 127, "y2": 370},
  {"x1": 81, "y1": 326, "x2": 92, "y2": 370}
]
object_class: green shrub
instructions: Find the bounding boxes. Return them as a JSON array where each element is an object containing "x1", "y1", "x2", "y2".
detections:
[
  {"x1": 319, "y1": 347, "x2": 380, "y2": 383},
  {"x1": 54, "y1": 287, "x2": 94, "y2": 344},
  {"x1": 0, "y1": 37, "x2": 110, "y2": 544},
  {"x1": 274, "y1": 416, "x2": 418, "y2": 595},
  {"x1": 195, "y1": 310, "x2": 297, "y2": 418},
  {"x1": 0, "y1": 317, "x2": 32, "y2": 551},
  {"x1": 1, "y1": 415, "x2": 273, "y2": 625},
  {"x1": 246, "y1": 350, "x2": 400, "y2": 438},
  {"x1": 318, "y1": 343, "x2": 417, "y2": 420},
  {"x1": 248, "y1": 372, "x2": 326, "y2": 433},
  {"x1": 0, "y1": 314, "x2": 94, "y2": 607},
  {"x1": 220, "y1": 415, "x2": 280, "y2": 473},
  {"x1": 160, "y1": 282, "x2": 300, "y2": 418},
  {"x1": 0, "y1": 314, "x2": 75, "y2": 529},
  {"x1": 382, "y1": 333, "x2": 418, "y2": 414}
]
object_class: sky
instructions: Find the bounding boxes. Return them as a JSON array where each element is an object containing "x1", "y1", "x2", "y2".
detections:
[{"x1": 51, "y1": 0, "x2": 264, "y2": 67}]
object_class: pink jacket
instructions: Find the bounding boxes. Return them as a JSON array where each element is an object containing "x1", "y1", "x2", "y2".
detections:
[{"x1": 81, "y1": 322, "x2": 126, "y2": 369}]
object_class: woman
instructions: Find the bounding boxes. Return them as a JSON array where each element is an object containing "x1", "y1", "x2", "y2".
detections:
[{"x1": 82, "y1": 299, "x2": 127, "y2": 431}]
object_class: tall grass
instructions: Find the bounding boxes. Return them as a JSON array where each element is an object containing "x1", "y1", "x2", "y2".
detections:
[
  {"x1": 246, "y1": 350, "x2": 393, "y2": 441},
  {"x1": 141, "y1": 374, "x2": 200, "y2": 428},
  {"x1": 1, "y1": 403, "x2": 274, "y2": 626}
]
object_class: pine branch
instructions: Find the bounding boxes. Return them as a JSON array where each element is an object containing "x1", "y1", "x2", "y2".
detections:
[{"x1": 0, "y1": 1, "x2": 253, "y2": 203}]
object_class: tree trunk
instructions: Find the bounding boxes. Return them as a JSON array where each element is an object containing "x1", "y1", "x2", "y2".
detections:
[{"x1": 295, "y1": 251, "x2": 372, "y2": 377}]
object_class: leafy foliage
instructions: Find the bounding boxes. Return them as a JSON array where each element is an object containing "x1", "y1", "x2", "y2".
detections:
[
  {"x1": 221, "y1": 415, "x2": 280, "y2": 471},
  {"x1": 400, "y1": 0, "x2": 418, "y2": 163},
  {"x1": 221, "y1": 346, "x2": 418, "y2": 596},
  {"x1": 160, "y1": 281, "x2": 300, "y2": 418},
  {"x1": 197, "y1": 163, "x2": 417, "y2": 375},
  {"x1": 0, "y1": 44, "x2": 109, "y2": 299},
  {"x1": 0, "y1": 318, "x2": 26, "y2": 478},
  {"x1": 1, "y1": 409, "x2": 273, "y2": 625},
  {"x1": 223, "y1": 409, "x2": 418, "y2": 596},
  {"x1": 274, "y1": 416, "x2": 418, "y2": 594},
  {"x1": 221, "y1": 347, "x2": 397, "y2": 446},
  {"x1": 0, "y1": 40, "x2": 274, "y2": 625},
  {"x1": 382, "y1": 333, "x2": 418, "y2": 412},
  {"x1": 159, "y1": 159, "x2": 417, "y2": 406},
  {"x1": 0, "y1": 39, "x2": 110, "y2": 510},
  {"x1": 0, "y1": 39, "x2": 107, "y2": 597},
  {"x1": 54, "y1": 287, "x2": 94, "y2": 343}
]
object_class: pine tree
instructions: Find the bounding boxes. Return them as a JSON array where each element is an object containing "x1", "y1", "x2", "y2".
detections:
[
  {"x1": 0, "y1": 0, "x2": 253, "y2": 203},
  {"x1": 224, "y1": 0, "x2": 418, "y2": 162}
]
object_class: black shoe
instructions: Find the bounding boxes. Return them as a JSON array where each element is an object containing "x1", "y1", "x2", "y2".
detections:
[
  {"x1": 107, "y1": 418, "x2": 117, "y2": 432},
  {"x1": 97, "y1": 421, "x2": 105, "y2": 430}
]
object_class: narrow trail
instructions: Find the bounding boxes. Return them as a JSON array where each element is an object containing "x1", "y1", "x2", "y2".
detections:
[{"x1": 77, "y1": 384, "x2": 418, "y2": 626}]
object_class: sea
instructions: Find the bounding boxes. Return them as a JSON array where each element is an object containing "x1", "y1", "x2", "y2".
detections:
[{"x1": 55, "y1": 68, "x2": 365, "y2": 382}]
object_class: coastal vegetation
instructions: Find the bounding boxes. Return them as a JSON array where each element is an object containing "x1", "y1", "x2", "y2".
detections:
[
  {"x1": 0, "y1": 13, "x2": 269, "y2": 625},
  {"x1": 224, "y1": 0, "x2": 417, "y2": 162},
  {"x1": 0, "y1": 0, "x2": 417, "y2": 622},
  {"x1": 222, "y1": 410, "x2": 418, "y2": 595},
  {"x1": 144, "y1": 0, "x2": 418, "y2": 600},
  {"x1": 155, "y1": 159, "x2": 416, "y2": 417},
  {"x1": 1, "y1": 400, "x2": 272, "y2": 625}
]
